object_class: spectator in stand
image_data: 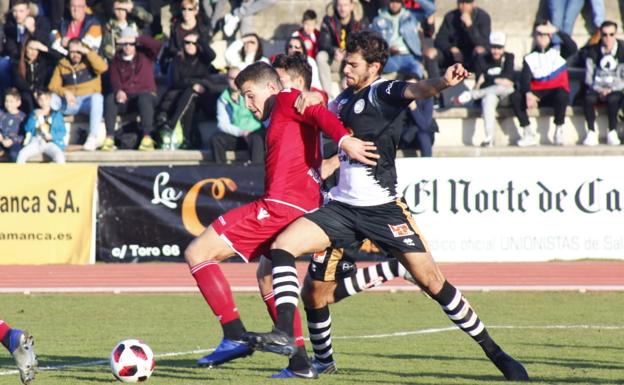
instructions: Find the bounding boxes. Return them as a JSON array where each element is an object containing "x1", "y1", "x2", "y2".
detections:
[
  {"x1": 16, "y1": 89, "x2": 66, "y2": 163},
  {"x1": 155, "y1": 33, "x2": 216, "y2": 149},
  {"x1": 0, "y1": 0, "x2": 51, "y2": 94},
  {"x1": 283, "y1": 36, "x2": 322, "y2": 90},
  {"x1": 211, "y1": 66, "x2": 264, "y2": 164},
  {"x1": 582, "y1": 20, "x2": 624, "y2": 146},
  {"x1": 430, "y1": 0, "x2": 490, "y2": 76},
  {"x1": 548, "y1": 0, "x2": 605, "y2": 46},
  {"x1": 225, "y1": 32, "x2": 269, "y2": 70},
  {"x1": 511, "y1": 20, "x2": 577, "y2": 147},
  {"x1": 12, "y1": 39, "x2": 60, "y2": 113},
  {"x1": 198, "y1": 0, "x2": 227, "y2": 35},
  {"x1": 48, "y1": 38, "x2": 107, "y2": 151},
  {"x1": 0, "y1": 0, "x2": 8, "y2": 24},
  {"x1": 3, "y1": 0, "x2": 51, "y2": 59},
  {"x1": 221, "y1": 0, "x2": 277, "y2": 37},
  {"x1": 452, "y1": 32, "x2": 515, "y2": 147},
  {"x1": 166, "y1": 0, "x2": 212, "y2": 65},
  {"x1": 0, "y1": 88, "x2": 27, "y2": 162},
  {"x1": 103, "y1": 28, "x2": 163, "y2": 151},
  {"x1": 371, "y1": 0, "x2": 435, "y2": 78},
  {"x1": 292, "y1": 9, "x2": 320, "y2": 59},
  {"x1": 317, "y1": 0, "x2": 366, "y2": 97},
  {"x1": 51, "y1": 0, "x2": 103, "y2": 56},
  {"x1": 102, "y1": 0, "x2": 153, "y2": 60},
  {"x1": 400, "y1": 73, "x2": 437, "y2": 156}
]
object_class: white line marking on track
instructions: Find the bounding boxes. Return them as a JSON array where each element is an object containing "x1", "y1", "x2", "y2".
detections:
[{"x1": 0, "y1": 324, "x2": 622, "y2": 377}]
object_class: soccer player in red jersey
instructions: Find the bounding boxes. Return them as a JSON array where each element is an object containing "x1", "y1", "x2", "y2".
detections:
[{"x1": 184, "y1": 60, "x2": 378, "y2": 378}]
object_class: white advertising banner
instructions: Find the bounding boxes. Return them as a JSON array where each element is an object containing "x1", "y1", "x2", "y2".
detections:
[{"x1": 396, "y1": 156, "x2": 624, "y2": 262}]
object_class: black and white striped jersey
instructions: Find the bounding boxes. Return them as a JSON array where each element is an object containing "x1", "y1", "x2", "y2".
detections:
[{"x1": 328, "y1": 78, "x2": 412, "y2": 206}]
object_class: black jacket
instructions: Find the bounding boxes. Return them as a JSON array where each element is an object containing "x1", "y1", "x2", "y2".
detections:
[
  {"x1": 11, "y1": 54, "x2": 54, "y2": 93},
  {"x1": 3, "y1": 13, "x2": 52, "y2": 59},
  {"x1": 166, "y1": 20, "x2": 214, "y2": 63},
  {"x1": 475, "y1": 52, "x2": 515, "y2": 89},
  {"x1": 318, "y1": 12, "x2": 366, "y2": 57},
  {"x1": 171, "y1": 54, "x2": 215, "y2": 90},
  {"x1": 434, "y1": 7, "x2": 491, "y2": 57}
]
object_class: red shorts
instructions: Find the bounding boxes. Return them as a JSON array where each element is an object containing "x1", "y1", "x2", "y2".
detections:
[{"x1": 211, "y1": 198, "x2": 310, "y2": 262}]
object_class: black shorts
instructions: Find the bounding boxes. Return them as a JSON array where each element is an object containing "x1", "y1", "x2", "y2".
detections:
[
  {"x1": 305, "y1": 198, "x2": 428, "y2": 255},
  {"x1": 307, "y1": 247, "x2": 358, "y2": 282}
]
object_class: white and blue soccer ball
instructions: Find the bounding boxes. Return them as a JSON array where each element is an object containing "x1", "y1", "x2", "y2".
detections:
[{"x1": 110, "y1": 339, "x2": 155, "y2": 383}]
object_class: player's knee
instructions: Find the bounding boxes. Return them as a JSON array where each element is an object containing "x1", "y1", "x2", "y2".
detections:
[
  {"x1": 184, "y1": 240, "x2": 220, "y2": 266},
  {"x1": 301, "y1": 279, "x2": 331, "y2": 308}
]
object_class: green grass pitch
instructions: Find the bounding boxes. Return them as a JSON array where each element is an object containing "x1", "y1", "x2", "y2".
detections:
[{"x1": 0, "y1": 291, "x2": 622, "y2": 384}]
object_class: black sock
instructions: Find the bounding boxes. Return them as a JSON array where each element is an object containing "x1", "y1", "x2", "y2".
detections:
[
  {"x1": 432, "y1": 280, "x2": 500, "y2": 356},
  {"x1": 288, "y1": 346, "x2": 309, "y2": 371},
  {"x1": 305, "y1": 306, "x2": 335, "y2": 364},
  {"x1": 222, "y1": 318, "x2": 246, "y2": 341},
  {"x1": 270, "y1": 249, "x2": 299, "y2": 336}
]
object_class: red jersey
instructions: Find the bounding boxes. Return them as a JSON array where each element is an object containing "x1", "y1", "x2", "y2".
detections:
[
  {"x1": 293, "y1": 28, "x2": 320, "y2": 58},
  {"x1": 264, "y1": 88, "x2": 349, "y2": 212}
]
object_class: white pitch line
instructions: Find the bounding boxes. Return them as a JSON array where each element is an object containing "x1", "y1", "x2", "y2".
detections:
[{"x1": 0, "y1": 324, "x2": 622, "y2": 377}]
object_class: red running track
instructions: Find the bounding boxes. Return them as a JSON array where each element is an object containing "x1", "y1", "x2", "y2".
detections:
[{"x1": 0, "y1": 262, "x2": 622, "y2": 293}]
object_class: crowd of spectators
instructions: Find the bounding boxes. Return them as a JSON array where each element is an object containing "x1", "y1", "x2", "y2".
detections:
[{"x1": 0, "y1": 0, "x2": 621, "y2": 163}]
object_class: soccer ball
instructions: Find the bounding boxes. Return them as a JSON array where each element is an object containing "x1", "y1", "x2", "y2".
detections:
[{"x1": 110, "y1": 339, "x2": 155, "y2": 383}]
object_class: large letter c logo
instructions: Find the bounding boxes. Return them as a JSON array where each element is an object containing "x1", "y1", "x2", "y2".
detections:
[{"x1": 181, "y1": 178, "x2": 237, "y2": 236}]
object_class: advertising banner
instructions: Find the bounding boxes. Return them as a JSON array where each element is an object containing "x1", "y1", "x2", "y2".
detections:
[
  {"x1": 0, "y1": 164, "x2": 97, "y2": 264},
  {"x1": 396, "y1": 156, "x2": 624, "y2": 261},
  {"x1": 97, "y1": 165, "x2": 264, "y2": 262}
]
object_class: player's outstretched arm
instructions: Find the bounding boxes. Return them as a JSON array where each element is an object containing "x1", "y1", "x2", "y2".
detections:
[
  {"x1": 339, "y1": 136, "x2": 379, "y2": 166},
  {"x1": 403, "y1": 63, "x2": 470, "y2": 100}
]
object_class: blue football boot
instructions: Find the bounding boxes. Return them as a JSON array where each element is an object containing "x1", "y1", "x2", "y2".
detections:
[
  {"x1": 310, "y1": 357, "x2": 337, "y2": 374},
  {"x1": 270, "y1": 366, "x2": 318, "y2": 379},
  {"x1": 8, "y1": 329, "x2": 38, "y2": 384},
  {"x1": 197, "y1": 338, "x2": 253, "y2": 368}
]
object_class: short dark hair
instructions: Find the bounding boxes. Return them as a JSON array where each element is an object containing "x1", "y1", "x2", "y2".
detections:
[
  {"x1": 235, "y1": 61, "x2": 282, "y2": 90},
  {"x1": 272, "y1": 53, "x2": 312, "y2": 90},
  {"x1": 533, "y1": 19, "x2": 550, "y2": 31},
  {"x1": 11, "y1": 0, "x2": 30, "y2": 8},
  {"x1": 4, "y1": 87, "x2": 21, "y2": 101},
  {"x1": 302, "y1": 9, "x2": 316, "y2": 22},
  {"x1": 68, "y1": 38, "x2": 83, "y2": 49},
  {"x1": 600, "y1": 20, "x2": 618, "y2": 31},
  {"x1": 346, "y1": 31, "x2": 389, "y2": 71}
]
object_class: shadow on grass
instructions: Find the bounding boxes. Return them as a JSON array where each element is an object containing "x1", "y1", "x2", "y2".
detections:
[{"x1": 353, "y1": 352, "x2": 622, "y2": 384}]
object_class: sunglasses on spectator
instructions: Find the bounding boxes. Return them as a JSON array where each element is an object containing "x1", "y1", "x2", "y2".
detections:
[
  {"x1": 184, "y1": 41, "x2": 197, "y2": 46},
  {"x1": 244, "y1": 40, "x2": 257, "y2": 45},
  {"x1": 288, "y1": 45, "x2": 302, "y2": 49},
  {"x1": 601, "y1": 32, "x2": 615, "y2": 37},
  {"x1": 114, "y1": 7, "x2": 127, "y2": 11},
  {"x1": 182, "y1": 7, "x2": 196, "y2": 11},
  {"x1": 119, "y1": 42, "x2": 136, "y2": 47},
  {"x1": 535, "y1": 32, "x2": 549, "y2": 37}
]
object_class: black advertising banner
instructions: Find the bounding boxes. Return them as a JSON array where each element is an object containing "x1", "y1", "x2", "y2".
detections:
[{"x1": 97, "y1": 165, "x2": 264, "y2": 262}]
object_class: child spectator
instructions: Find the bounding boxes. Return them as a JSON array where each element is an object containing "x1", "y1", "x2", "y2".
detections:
[
  {"x1": 16, "y1": 90, "x2": 66, "y2": 163},
  {"x1": 292, "y1": 9, "x2": 320, "y2": 59},
  {"x1": 0, "y1": 88, "x2": 27, "y2": 162}
]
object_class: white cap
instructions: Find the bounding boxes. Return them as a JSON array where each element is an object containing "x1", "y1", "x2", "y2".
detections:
[{"x1": 489, "y1": 31, "x2": 506, "y2": 47}]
